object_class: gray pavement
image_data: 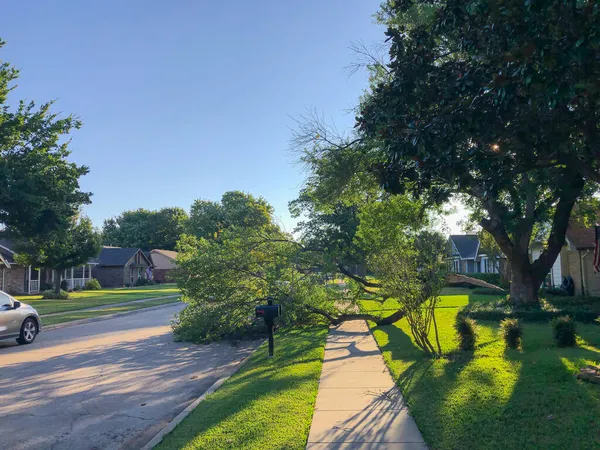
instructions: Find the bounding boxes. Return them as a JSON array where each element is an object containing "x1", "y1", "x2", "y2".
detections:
[
  {"x1": 0, "y1": 303, "x2": 260, "y2": 450},
  {"x1": 306, "y1": 321, "x2": 427, "y2": 449}
]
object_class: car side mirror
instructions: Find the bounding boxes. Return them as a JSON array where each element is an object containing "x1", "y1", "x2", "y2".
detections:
[{"x1": 13, "y1": 301, "x2": 21, "y2": 309}]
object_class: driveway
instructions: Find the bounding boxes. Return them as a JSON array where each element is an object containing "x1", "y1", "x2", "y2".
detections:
[{"x1": 0, "y1": 303, "x2": 260, "y2": 450}]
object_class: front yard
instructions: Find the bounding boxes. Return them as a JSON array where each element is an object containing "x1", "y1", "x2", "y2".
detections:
[
  {"x1": 155, "y1": 326, "x2": 327, "y2": 450},
  {"x1": 15, "y1": 283, "x2": 180, "y2": 315},
  {"x1": 362, "y1": 288, "x2": 600, "y2": 449}
]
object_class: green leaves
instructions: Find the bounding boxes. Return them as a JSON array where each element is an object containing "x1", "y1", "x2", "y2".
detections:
[{"x1": 0, "y1": 40, "x2": 90, "y2": 239}]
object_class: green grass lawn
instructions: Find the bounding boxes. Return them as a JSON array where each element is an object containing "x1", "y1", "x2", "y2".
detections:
[
  {"x1": 42, "y1": 297, "x2": 181, "y2": 326},
  {"x1": 155, "y1": 326, "x2": 327, "y2": 450},
  {"x1": 362, "y1": 288, "x2": 600, "y2": 450},
  {"x1": 15, "y1": 284, "x2": 180, "y2": 315}
]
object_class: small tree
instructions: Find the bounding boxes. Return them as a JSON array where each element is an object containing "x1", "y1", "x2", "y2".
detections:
[
  {"x1": 15, "y1": 216, "x2": 101, "y2": 294},
  {"x1": 370, "y1": 232, "x2": 447, "y2": 356}
]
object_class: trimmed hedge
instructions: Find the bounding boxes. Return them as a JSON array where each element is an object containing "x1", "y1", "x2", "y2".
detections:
[{"x1": 460, "y1": 297, "x2": 600, "y2": 323}]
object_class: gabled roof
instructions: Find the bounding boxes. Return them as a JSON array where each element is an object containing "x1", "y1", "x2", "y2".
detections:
[
  {"x1": 566, "y1": 224, "x2": 596, "y2": 250},
  {"x1": 96, "y1": 247, "x2": 152, "y2": 266},
  {"x1": 150, "y1": 249, "x2": 178, "y2": 260},
  {"x1": 449, "y1": 235, "x2": 480, "y2": 260}
]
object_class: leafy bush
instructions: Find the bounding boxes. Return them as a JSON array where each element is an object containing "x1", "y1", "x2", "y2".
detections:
[
  {"x1": 540, "y1": 287, "x2": 569, "y2": 297},
  {"x1": 84, "y1": 278, "x2": 101, "y2": 290},
  {"x1": 500, "y1": 318, "x2": 523, "y2": 349},
  {"x1": 134, "y1": 277, "x2": 154, "y2": 287},
  {"x1": 41, "y1": 289, "x2": 69, "y2": 300},
  {"x1": 472, "y1": 288, "x2": 508, "y2": 296},
  {"x1": 60, "y1": 280, "x2": 68, "y2": 291},
  {"x1": 552, "y1": 316, "x2": 577, "y2": 347},
  {"x1": 73, "y1": 285, "x2": 83, "y2": 291},
  {"x1": 461, "y1": 298, "x2": 600, "y2": 323},
  {"x1": 455, "y1": 315, "x2": 477, "y2": 351}
]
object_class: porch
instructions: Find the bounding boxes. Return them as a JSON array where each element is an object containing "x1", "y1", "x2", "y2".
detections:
[{"x1": 26, "y1": 264, "x2": 96, "y2": 294}]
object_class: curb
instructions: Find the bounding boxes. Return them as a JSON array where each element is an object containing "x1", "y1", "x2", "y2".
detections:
[
  {"x1": 43, "y1": 300, "x2": 183, "y2": 332},
  {"x1": 141, "y1": 340, "x2": 264, "y2": 450},
  {"x1": 42, "y1": 294, "x2": 181, "y2": 317}
]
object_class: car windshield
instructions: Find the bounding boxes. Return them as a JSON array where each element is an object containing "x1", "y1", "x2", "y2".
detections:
[{"x1": 0, "y1": 291, "x2": 13, "y2": 308}]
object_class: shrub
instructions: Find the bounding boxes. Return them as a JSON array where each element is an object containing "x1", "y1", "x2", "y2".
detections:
[
  {"x1": 455, "y1": 315, "x2": 478, "y2": 351},
  {"x1": 472, "y1": 288, "x2": 508, "y2": 296},
  {"x1": 500, "y1": 318, "x2": 523, "y2": 349},
  {"x1": 552, "y1": 316, "x2": 577, "y2": 347},
  {"x1": 60, "y1": 280, "x2": 68, "y2": 291},
  {"x1": 134, "y1": 277, "x2": 154, "y2": 287},
  {"x1": 73, "y1": 285, "x2": 83, "y2": 291},
  {"x1": 540, "y1": 287, "x2": 569, "y2": 297},
  {"x1": 41, "y1": 289, "x2": 69, "y2": 300},
  {"x1": 84, "y1": 278, "x2": 101, "y2": 290}
]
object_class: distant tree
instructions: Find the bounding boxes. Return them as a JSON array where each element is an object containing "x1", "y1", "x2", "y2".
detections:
[
  {"x1": 15, "y1": 216, "x2": 101, "y2": 293},
  {"x1": 187, "y1": 191, "x2": 274, "y2": 241},
  {"x1": 0, "y1": 39, "x2": 91, "y2": 238},
  {"x1": 102, "y1": 207, "x2": 188, "y2": 250}
]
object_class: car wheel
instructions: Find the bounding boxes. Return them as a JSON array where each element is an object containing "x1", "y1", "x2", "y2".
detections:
[{"x1": 16, "y1": 318, "x2": 38, "y2": 345}]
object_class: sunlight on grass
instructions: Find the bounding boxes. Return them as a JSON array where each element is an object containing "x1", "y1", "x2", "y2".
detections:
[
  {"x1": 15, "y1": 284, "x2": 180, "y2": 315},
  {"x1": 363, "y1": 291, "x2": 600, "y2": 449},
  {"x1": 155, "y1": 326, "x2": 327, "y2": 450}
]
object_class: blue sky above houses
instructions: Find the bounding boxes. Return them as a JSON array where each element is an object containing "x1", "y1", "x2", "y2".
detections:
[{"x1": 0, "y1": 1, "x2": 465, "y2": 234}]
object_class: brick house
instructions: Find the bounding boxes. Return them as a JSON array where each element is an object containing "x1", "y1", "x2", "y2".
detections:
[
  {"x1": 560, "y1": 224, "x2": 600, "y2": 296},
  {"x1": 0, "y1": 239, "x2": 96, "y2": 294},
  {"x1": 149, "y1": 249, "x2": 177, "y2": 283},
  {"x1": 92, "y1": 247, "x2": 153, "y2": 288}
]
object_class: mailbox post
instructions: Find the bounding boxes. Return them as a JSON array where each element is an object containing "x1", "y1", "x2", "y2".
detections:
[{"x1": 255, "y1": 296, "x2": 281, "y2": 358}]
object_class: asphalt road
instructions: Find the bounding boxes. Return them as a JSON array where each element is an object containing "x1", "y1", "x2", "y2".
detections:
[{"x1": 0, "y1": 303, "x2": 260, "y2": 450}]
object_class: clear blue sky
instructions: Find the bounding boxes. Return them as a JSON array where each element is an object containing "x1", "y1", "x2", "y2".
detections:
[{"x1": 1, "y1": 0, "x2": 386, "y2": 232}]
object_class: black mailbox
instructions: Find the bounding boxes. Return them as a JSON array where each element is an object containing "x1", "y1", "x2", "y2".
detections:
[
  {"x1": 255, "y1": 304, "x2": 281, "y2": 320},
  {"x1": 255, "y1": 297, "x2": 282, "y2": 357}
]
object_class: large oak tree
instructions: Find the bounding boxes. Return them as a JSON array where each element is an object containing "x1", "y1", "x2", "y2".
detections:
[{"x1": 301, "y1": 0, "x2": 600, "y2": 305}]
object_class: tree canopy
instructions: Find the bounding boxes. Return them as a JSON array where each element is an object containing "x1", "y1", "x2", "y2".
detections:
[
  {"x1": 0, "y1": 39, "x2": 91, "y2": 238},
  {"x1": 102, "y1": 207, "x2": 188, "y2": 250},
  {"x1": 297, "y1": 0, "x2": 600, "y2": 304}
]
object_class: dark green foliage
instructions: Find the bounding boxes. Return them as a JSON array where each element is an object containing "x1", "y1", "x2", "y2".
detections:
[
  {"x1": 472, "y1": 287, "x2": 508, "y2": 296},
  {"x1": 42, "y1": 289, "x2": 69, "y2": 300},
  {"x1": 134, "y1": 278, "x2": 154, "y2": 287},
  {"x1": 60, "y1": 280, "x2": 68, "y2": 291},
  {"x1": 102, "y1": 207, "x2": 188, "y2": 250},
  {"x1": 462, "y1": 300, "x2": 599, "y2": 324},
  {"x1": 187, "y1": 191, "x2": 273, "y2": 241},
  {"x1": 541, "y1": 287, "x2": 570, "y2": 297},
  {"x1": 0, "y1": 40, "x2": 90, "y2": 239},
  {"x1": 552, "y1": 316, "x2": 577, "y2": 347},
  {"x1": 500, "y1": 318, "x2": 523, "y2": 349},
  {"x1": 84, "y1": 278, "x2": 101, "y2": 290},
  {"x1": 350, "y1": 0, "x2": 600, "y2": 305},
  {"x1": 455, "y1": 315, "x2": 477, "y2": 351}
]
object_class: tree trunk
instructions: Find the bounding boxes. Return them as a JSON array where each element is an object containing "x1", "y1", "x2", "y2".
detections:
[
  {"x1": 509, "y1": 267, "x2": 539, "y2": 306},
  {"x1": 54, "y1": 269, "x2": 61, "y2": 294}
]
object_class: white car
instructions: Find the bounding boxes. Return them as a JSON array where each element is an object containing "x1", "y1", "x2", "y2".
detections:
[{"x1": 0, "y1": 290, "x2": 41, "y2": 344}]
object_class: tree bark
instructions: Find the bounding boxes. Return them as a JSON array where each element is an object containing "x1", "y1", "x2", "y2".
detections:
[
  {"x1": 509, "y1": 261, "x2": 539, "y2": 306},
  {"x1": 54, "y1": 269, "x2": 61, "y2": 294}
]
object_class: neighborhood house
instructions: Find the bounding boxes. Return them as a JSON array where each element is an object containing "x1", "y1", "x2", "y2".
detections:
[
  {"x1": 449, "y1": 225, "x2": 600, "y2": 295},
  {"x1": 0, "y1": 239, "x2": 96, "y2": 294},
  {"x1": 92, "y1": 247, "x2": 153, "y2": 288},
  {"x1": 149, "y1": 249, "x2": 177, "y2": 283}
]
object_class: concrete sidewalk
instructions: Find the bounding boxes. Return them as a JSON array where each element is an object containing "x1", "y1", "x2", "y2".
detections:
[{"x1": 306, "y1": 321, "x2": 427, "y2": 449}]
